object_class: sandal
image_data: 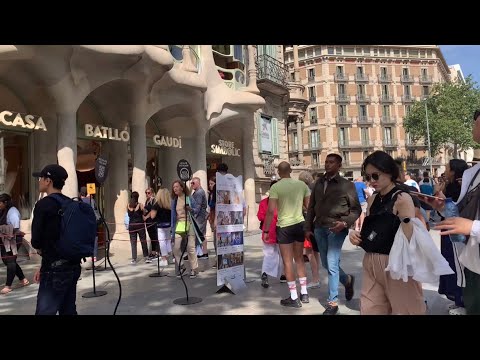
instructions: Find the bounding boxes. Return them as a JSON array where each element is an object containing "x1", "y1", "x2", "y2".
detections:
[{"x1": 0, "y1": 287, "x2": 12, "y2": 295}]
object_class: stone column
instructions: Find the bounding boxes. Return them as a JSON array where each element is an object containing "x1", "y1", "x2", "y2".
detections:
[
  {"x1": 245, "y1": 45, "x2": 260, "y2": 94},
  {"x1": 242, "y1": 115, "x2": 259, "y2": 230},
  {"x1": 56, "y1": 112, "x2": 78, "y2": 198},
  {"x1": 130, "y1": 124, "x2": 147, "y2": 204},
  {"x1": 192, "y1": 125, "x2": 208, "y2": 197},
  {"x1": 296, "y1": 115, "x2": 304, "y2": 162},
  {"x1": 293, "y1": 45, "x2": 300, "y2": 82}
]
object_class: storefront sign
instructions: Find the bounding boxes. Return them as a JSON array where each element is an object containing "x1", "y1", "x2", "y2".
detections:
[
  {"x1": 211, "y1": 140, "x2": 240, "y2": 157},
  {"x1": 0, "y1": 111, "x2": 47, "y2": 131},
  {"x1": 260, "y1": 116, "x2": 272, "y2": 153},
  {"x1": 262, "y1": 154, "x2": 276, "y2": 177},
  {"x1": 84, "y1": 124, "x2": 130, "y2": 142},
  {"x1": 153, "y1": 135, "x2": 182, "y2": 148}
]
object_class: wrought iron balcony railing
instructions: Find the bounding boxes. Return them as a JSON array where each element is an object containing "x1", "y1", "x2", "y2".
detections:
[
  {"x1": 401, "y1": 74, "x2": 414, "y2": 83},
  {"x1": 334, "y1": 72, "x2": 349, "y2": 82},
  {"x1": 381, "y1": 116, "x2": 397, "y2": 124},
  {"x1": 402, "y1": 95, "x2": 415, "y2": 102},
  {"x1": 336, "y1": 116, "x2": 352, "y2": 125},
  {"x1": 336, "y1": 93, "x2": 350, "y2": 103},
  {"x1": 379, "y1": 94, "x2": 394, "y2": 103},
  {"x1": 356, "y1": 94, "x2": 371, "y2": 103},
  {"x1": 357, "y1": 116, "x2": 373, "y2": 124},
  {"x1": 383, "y1": 139, "x2": 398, "y2": 147},
  {"x1": 419, "y1": 75, "x2": 433, "y2": 84},
  {"x1": 355, "y1": 73, "x2": 369, "y2": 82},
  {"x1": 378, "y1": 73, "x2": 392, "y2": 82},
  {"x1": 256, "y1": 54, "x2": 289, "y2": 88}
]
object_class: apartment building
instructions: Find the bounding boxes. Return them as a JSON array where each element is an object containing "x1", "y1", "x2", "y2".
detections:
[{"x1": 283, "y1": 45, "x2": 450, "y2": 178}]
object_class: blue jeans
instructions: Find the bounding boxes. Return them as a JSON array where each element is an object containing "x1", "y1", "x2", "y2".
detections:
[
  {"x1": 314, "y1": 227, "x2": 349, "y2": 303},
  {"x1": 35, "y1": 264, "x2": 81, "y2": 315}
]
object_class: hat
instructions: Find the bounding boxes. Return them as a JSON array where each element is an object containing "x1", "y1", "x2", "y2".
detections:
[{"x1": 32, "y1": 164, "x2": 68, "y2": 182}]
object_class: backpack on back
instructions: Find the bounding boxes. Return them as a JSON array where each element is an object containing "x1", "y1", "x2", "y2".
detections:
[{"x1": 50, "y1": 193, "x2": 97, "y2": 261}]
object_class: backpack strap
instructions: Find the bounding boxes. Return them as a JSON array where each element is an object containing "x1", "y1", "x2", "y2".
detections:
[
  {"x1": 385, "y1": 190, "x2": 405, "y2": 215},
  {"x1": 49, "y1": 193, "x2": 70, "y2": 215}
]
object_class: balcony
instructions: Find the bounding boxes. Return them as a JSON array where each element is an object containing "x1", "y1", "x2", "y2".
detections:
[
  {"x1": 336, "y1": 116, "x2": 352, "y2": 125},
  {"x1": 309, "y1": 115, "x2": 318, "y2": 124},
  {"x1": 355, "y1": 73, "x2": 369, "y2": 82},
  {"x1": 378, "y1": 73, "x2": 392, "y2": 83},
  {"x1": 168, "y1": 45, "x2": 200, "y2": 73},
  {"x1": 338, "y1": 140, "x2": 350, "y2": 149},
  {"x1": 334, "y1": 72, "x2": 349, "y2": 82},
  {"x1": 256, "y1": 54, "x2": 289, "y2": 95},
  {"x1": 219, "y1": 67, "x2": 246, "y2": 90},
  {"x1": 406, "y1": 140, "x2": 427, "y2": 148},
  {"x1": 309, "y1": 95, "x2": 317, "y2": 102},
  {"x1": 381, "y1": 116, "x2": 397, "y2": 125},
  {"x1": 419, "y1": 75, "x2": 433, "y2": 84},
  {"x1": 361, "y1": 141, "x2": 374, "y2": 148},
  {"x1": 406, "y1": 156, "x2": 443, "y2": 166},
  {"x1": 357, "y1": 116, "x2": 374, "y2": 125},
  {"x1": 401, "y1": 74, "x2": 414, "y2": 83},
  {"x1": 308, "y1": 142, "x2": 321, "y2": 150},
  {"x1": 402, "y1": 95, "x2": 415, "y2": 103},
  {"x1": 379, "y1": 94, "x2": 394, "y2": 103},
  {"x1": 308, "y1": 75, "x2": 315, "y2": 82},
  {"x1": 212, "y1": 45, "x2": 244, "y2": 63},
  {"x1": 356, "y1": 94, "x2": 371, "y2": 103},
  {"x1": 336, "y1": 94, "x2": 350, "y2": 103},
  {"x1": 383, "y1": 139, "x2": 398, "y2": 147}
]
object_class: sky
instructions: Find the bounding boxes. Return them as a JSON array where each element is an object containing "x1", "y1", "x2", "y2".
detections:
[{"x1": 440, "y1": 45, "x2": 480, "y2": 85}]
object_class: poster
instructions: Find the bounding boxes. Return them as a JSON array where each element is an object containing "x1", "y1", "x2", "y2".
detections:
[
  {"x1": 216, "y1": 172, "x2": 245, "y2": 286},
  {"x1": 260, "y1": 116, "x2": 272, "y2": 153}
]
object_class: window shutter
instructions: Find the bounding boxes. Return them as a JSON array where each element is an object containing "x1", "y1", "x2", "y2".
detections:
[
  {"x1": 272, "y1": 118, "x2": 279, "y2": 156},
  {"x1": 256, "y1": 113, "x2": 263, "y2": 154}
]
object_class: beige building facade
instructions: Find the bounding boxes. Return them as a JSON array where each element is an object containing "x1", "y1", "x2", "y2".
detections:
[{"x1": 283, "y1": 45, "x2": 452, "y2": 178}]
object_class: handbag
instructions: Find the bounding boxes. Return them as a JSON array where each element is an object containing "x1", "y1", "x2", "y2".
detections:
[{"x1": 175, "y1": 220, "x2": 189, "y2": 234}]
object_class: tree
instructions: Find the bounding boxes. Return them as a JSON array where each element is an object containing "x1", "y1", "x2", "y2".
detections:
[{"x1": 403, "y1": 76, "x2": 480, "y2": 158}]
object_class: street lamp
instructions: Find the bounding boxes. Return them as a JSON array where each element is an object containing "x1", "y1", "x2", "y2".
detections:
[{"x1": 424, "y1": 97, "x2": 434, "y2": 175}]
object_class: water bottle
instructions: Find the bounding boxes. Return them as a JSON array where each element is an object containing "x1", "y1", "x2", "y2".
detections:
[{"x1": 444, "y1": 198, "x2": 466, "y2": 243}]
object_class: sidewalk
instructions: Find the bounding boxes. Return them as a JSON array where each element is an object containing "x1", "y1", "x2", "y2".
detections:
[{"x1": 0, "y1": 231, "x2": 452, "y2": 315}]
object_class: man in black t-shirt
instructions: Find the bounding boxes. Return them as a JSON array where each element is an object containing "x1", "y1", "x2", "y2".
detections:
[{"x1": 31, "y1": 164, "x2": 81, "y2": 315}]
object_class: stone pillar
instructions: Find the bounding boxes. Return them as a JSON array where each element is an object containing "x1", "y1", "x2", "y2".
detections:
[
  {"x1": 130, "y1": 124, "x2": 147, "y2": 204},
  {"x1": 293, "y1": 45, "x2": 300, "y2": 82},
  {"x1": 192, "y1": 126, "x2": 208, "y2": 197},
  {"x1": 56, "y1": 112, "x2": 78, "y2": 198},
  {"x1": 296, "y1": 115, "x2": 304, "y2": 162},
  {"x1": 245, "y1": 45, "x2": 260, "y2": 94},
  {"x1": 181, "y1": 45, "x2": 197, "y2": 72},
  {"x1": 242, "y1": 115, "x2": 259, "y2": 230}
]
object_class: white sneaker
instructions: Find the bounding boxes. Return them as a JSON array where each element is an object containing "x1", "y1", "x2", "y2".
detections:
[
  {"x1": 145, "y1": 258, "x2": 152, "y2": 264},
  {"x1": 448, "y1": 304, "x2": 460, "y2": 310},
  {"x1": 307, "y1": 282, "x2": 321, "y2": 289},
  {"x1": 130, "y1": 259, "x2": 137, "y2": 265},
  {"x1": 449, "y1": 307, "x2": 466, "y2": 315}
]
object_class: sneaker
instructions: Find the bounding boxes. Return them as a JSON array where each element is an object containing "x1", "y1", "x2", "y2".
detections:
[
  {"x1": 280, "y1": 275, "x2": 287, "y2": 283},
  {"x1": 345, "y1": 275, "x2": 355, "y2": 301},
  {"x1": 448, "y1": 304, "x2": 460, "y2": 310},
  {"x1": 307, "y1": 281, "x2": 321, "y2": 289},
  {"x1": 300, "y1": 294, "x2": 310, "y2": 303},
  {"x1": 189, "y1": 270, "x2": 198, "y2": 279},
  {"x1": 280, "y1": 296, "x2": 302, "y2": 308},
  {"x1": 159, "y1": 259, "x2": 168, "y2": 267},
  {"x1": 130, "y1": 259, "x2": 137, "y2": 265},
  {"x1": 261, "y1": 273, "x2": 269, "y2": 288},
  {"x1": 145, "y1": 257, "x2": 152, "y2": 264},
  {"x1": 323, "y1": 302, "x2": 339, "y2": 315},
  {"x1": 449, "y1": 307, "x2": 466, "y2": 315}
]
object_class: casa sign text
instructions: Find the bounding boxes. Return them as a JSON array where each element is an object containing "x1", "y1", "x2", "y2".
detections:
[{"x1": 0, "y1": 111, "x2": 47, "y2": 131}]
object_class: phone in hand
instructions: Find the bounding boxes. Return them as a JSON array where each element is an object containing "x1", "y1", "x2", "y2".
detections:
[{"x1": 409, "y1": 191, "x2": 445, "y2": 201}]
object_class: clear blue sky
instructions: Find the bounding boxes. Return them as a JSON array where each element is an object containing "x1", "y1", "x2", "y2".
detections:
[{"x1": 440, "y1": 45, "x2": 480, "y2": 85}]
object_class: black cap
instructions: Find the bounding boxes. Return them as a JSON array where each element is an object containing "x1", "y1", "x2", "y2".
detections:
[{"x1": 32, "y1": 164, "x2": 68, "y2": 182}]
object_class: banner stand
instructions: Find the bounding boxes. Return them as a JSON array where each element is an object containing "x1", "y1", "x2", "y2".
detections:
[{"x1": 216, "y1": 276, "x2": 247, "y2": 295}]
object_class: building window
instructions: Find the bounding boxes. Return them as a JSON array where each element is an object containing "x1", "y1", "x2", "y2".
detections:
[
  {"x1": 405, "y1": 105, "x2": 412, "y2": 116},
  {"x1": 409, "y1": 149, "x2": 416, "y2": 159},
  {"x1": 357, "y1": 84, "x2": 366, "y2": 95},
  {"x1": 383, "y1": 105, "x2": 390, "y2": 117},
  {"x1": 293, "y1": 132, "x2": 298, "y2": 150},
  {"x1": 338, "y1": 84, "x2": 346, "y2": 95},
  {"x1": 310, "y1": 130, "x2": 319, "y2": 148},
  {"x1": 373, "y1": 49, "x2": 378, "y2": 56},
  {"x1": 336, "y1": 65, "x2": 344, "y2": 75},
  {"x1": 402, "y1": 68, "x2": 409, "y2": 77},
  {"x1": 384, "y1": 127, "x2": 393, "y2": 143},
  {"x1": 356, "y1": 48, "x2": 363, "y2": 55},
  {"x1": 308, "y1": 86, "x2": 316, "y2": 100},
  {"x1": 363, "y1": 47, "x2": 370, "y2": 55},
  {"x1": 309, "y1": 107, "x2": 317, "y2": 124},
  {"x1": 314, "y1": 47, "x2": 321, "y2": 56},
  {"x1": 327, "y1": 47, "x2": 334, "y2": 55},
  {"x1": 420, "y1": 50, "x2": 426, "y2": 58},
  {"x1": 404, "y1": 85, "x2": 411, "y2": 96},
  {"x1": 406, "y1": 132, "x2": 412, "y2": 145},
  {"x1": 307, "y1": 48, "x2": 314, "y2": 58},
  {"x1": 423, "y1": 86, "x2": 430, "y2": 96},
  {"x1": 339, "y1": 127, "x2": 347, "y2": 146},
  {"x1": 336, "y1": 47, "x2": 342, "y2": 55},
  {"x1": 409, "y1": 50, "x2": 419, "y2": 58},
  {"x1": 290, "y1": 72, "x2": 295, "y2": 81},
  {"x1": 298, "y1": 49, "x2": 305, "y2": 59},
  {"x1": 342, "y1": 151, "x2": 350, "y2": 164},
  {"x1": 401, "y1": 49, "x2": 407, "y2": 57},
  {"x1": 381, "y1": 84, "x2": 389, "y2": 96},
  {"x1": 357, "y1": 66, "x2": 364, "y2": 76},
  {"x1": 308, "y1": 68, "x2": 315, "y2": 80},
  {"x1": 344, "y1": 47, "x2": 354, "y2": 55},
  {"x1": 379, "y1": 48, "x2": 385, "y2": 56},
  {"x1": 361, "y1": 127, "x2": 369, "y2": 144},
  {"x1": 393, "y1": 49, "x2": 400, "y2": 56},
  {"x1": 427, "y1": 50, "x2": 432, "y2": 57},
  {"x1": 359, "y1": 105, "x2": 368, "y2": 117},
  {"x1": 338, "y1": 105, "x2": 347, "y2": 117},
  {"x1": 312, "y1": 152, "x2": 319, "y2": 166}
]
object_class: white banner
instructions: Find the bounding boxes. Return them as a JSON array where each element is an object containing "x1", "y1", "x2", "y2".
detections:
[
  {"x1": 260, "y1": 116, "x2": 272, "y2": 153},
  {"x1": 215, "y1": 172, "x2": 245, "y2": 286}
]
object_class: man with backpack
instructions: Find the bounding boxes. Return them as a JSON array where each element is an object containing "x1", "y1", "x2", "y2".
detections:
[{"x1": 31, "y1": 164, "x2": 96, "y2": 315}]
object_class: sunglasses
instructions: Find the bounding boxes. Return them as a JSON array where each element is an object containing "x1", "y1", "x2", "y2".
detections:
[
  {"x1": 145, "y1": 191, "x2": 151, "y2": 194},
  {"x1": 365, "y1": 172, "x2": 381, "y2": 182}
]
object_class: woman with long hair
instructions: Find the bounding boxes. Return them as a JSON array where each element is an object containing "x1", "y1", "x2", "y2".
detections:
[
  {"x1": 0, "y1": 193, "x2": 29, "y2": 294},
  {"x1": 127, "y1": 191, "x2": 150, "y2": 265},
  {"x1": 438, "y1": 158, "x2": 469, "y2": 315},
  {"x1": 349, "y1": 151, "x2": 426, "y2": 314},
  {"x1": 207, "y1": 176, "x2": 216, "y2": 254},
  {"x1": 155, "y1": 187, "x2": 172, "y2": 267},
  {"x1": 171, "y1": 180, "x2": 199, "y2": 278},
  {"x1": 143, "y1": 187, "x2": 159, "y2": 258}
]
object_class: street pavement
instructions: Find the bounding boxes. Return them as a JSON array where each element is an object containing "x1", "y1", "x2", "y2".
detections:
[{"x1": 1, "y1": 230, "x2": 452, "y2": 315}]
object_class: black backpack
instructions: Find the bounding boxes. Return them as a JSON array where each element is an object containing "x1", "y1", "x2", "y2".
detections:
[{"x1": 50, "y1": 193, "x2": 97, "y2": 261}]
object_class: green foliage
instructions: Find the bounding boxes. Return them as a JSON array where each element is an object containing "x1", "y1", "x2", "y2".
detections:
[{"x1": 403, "y1": 76, "x2": 480, "y2": 157}]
